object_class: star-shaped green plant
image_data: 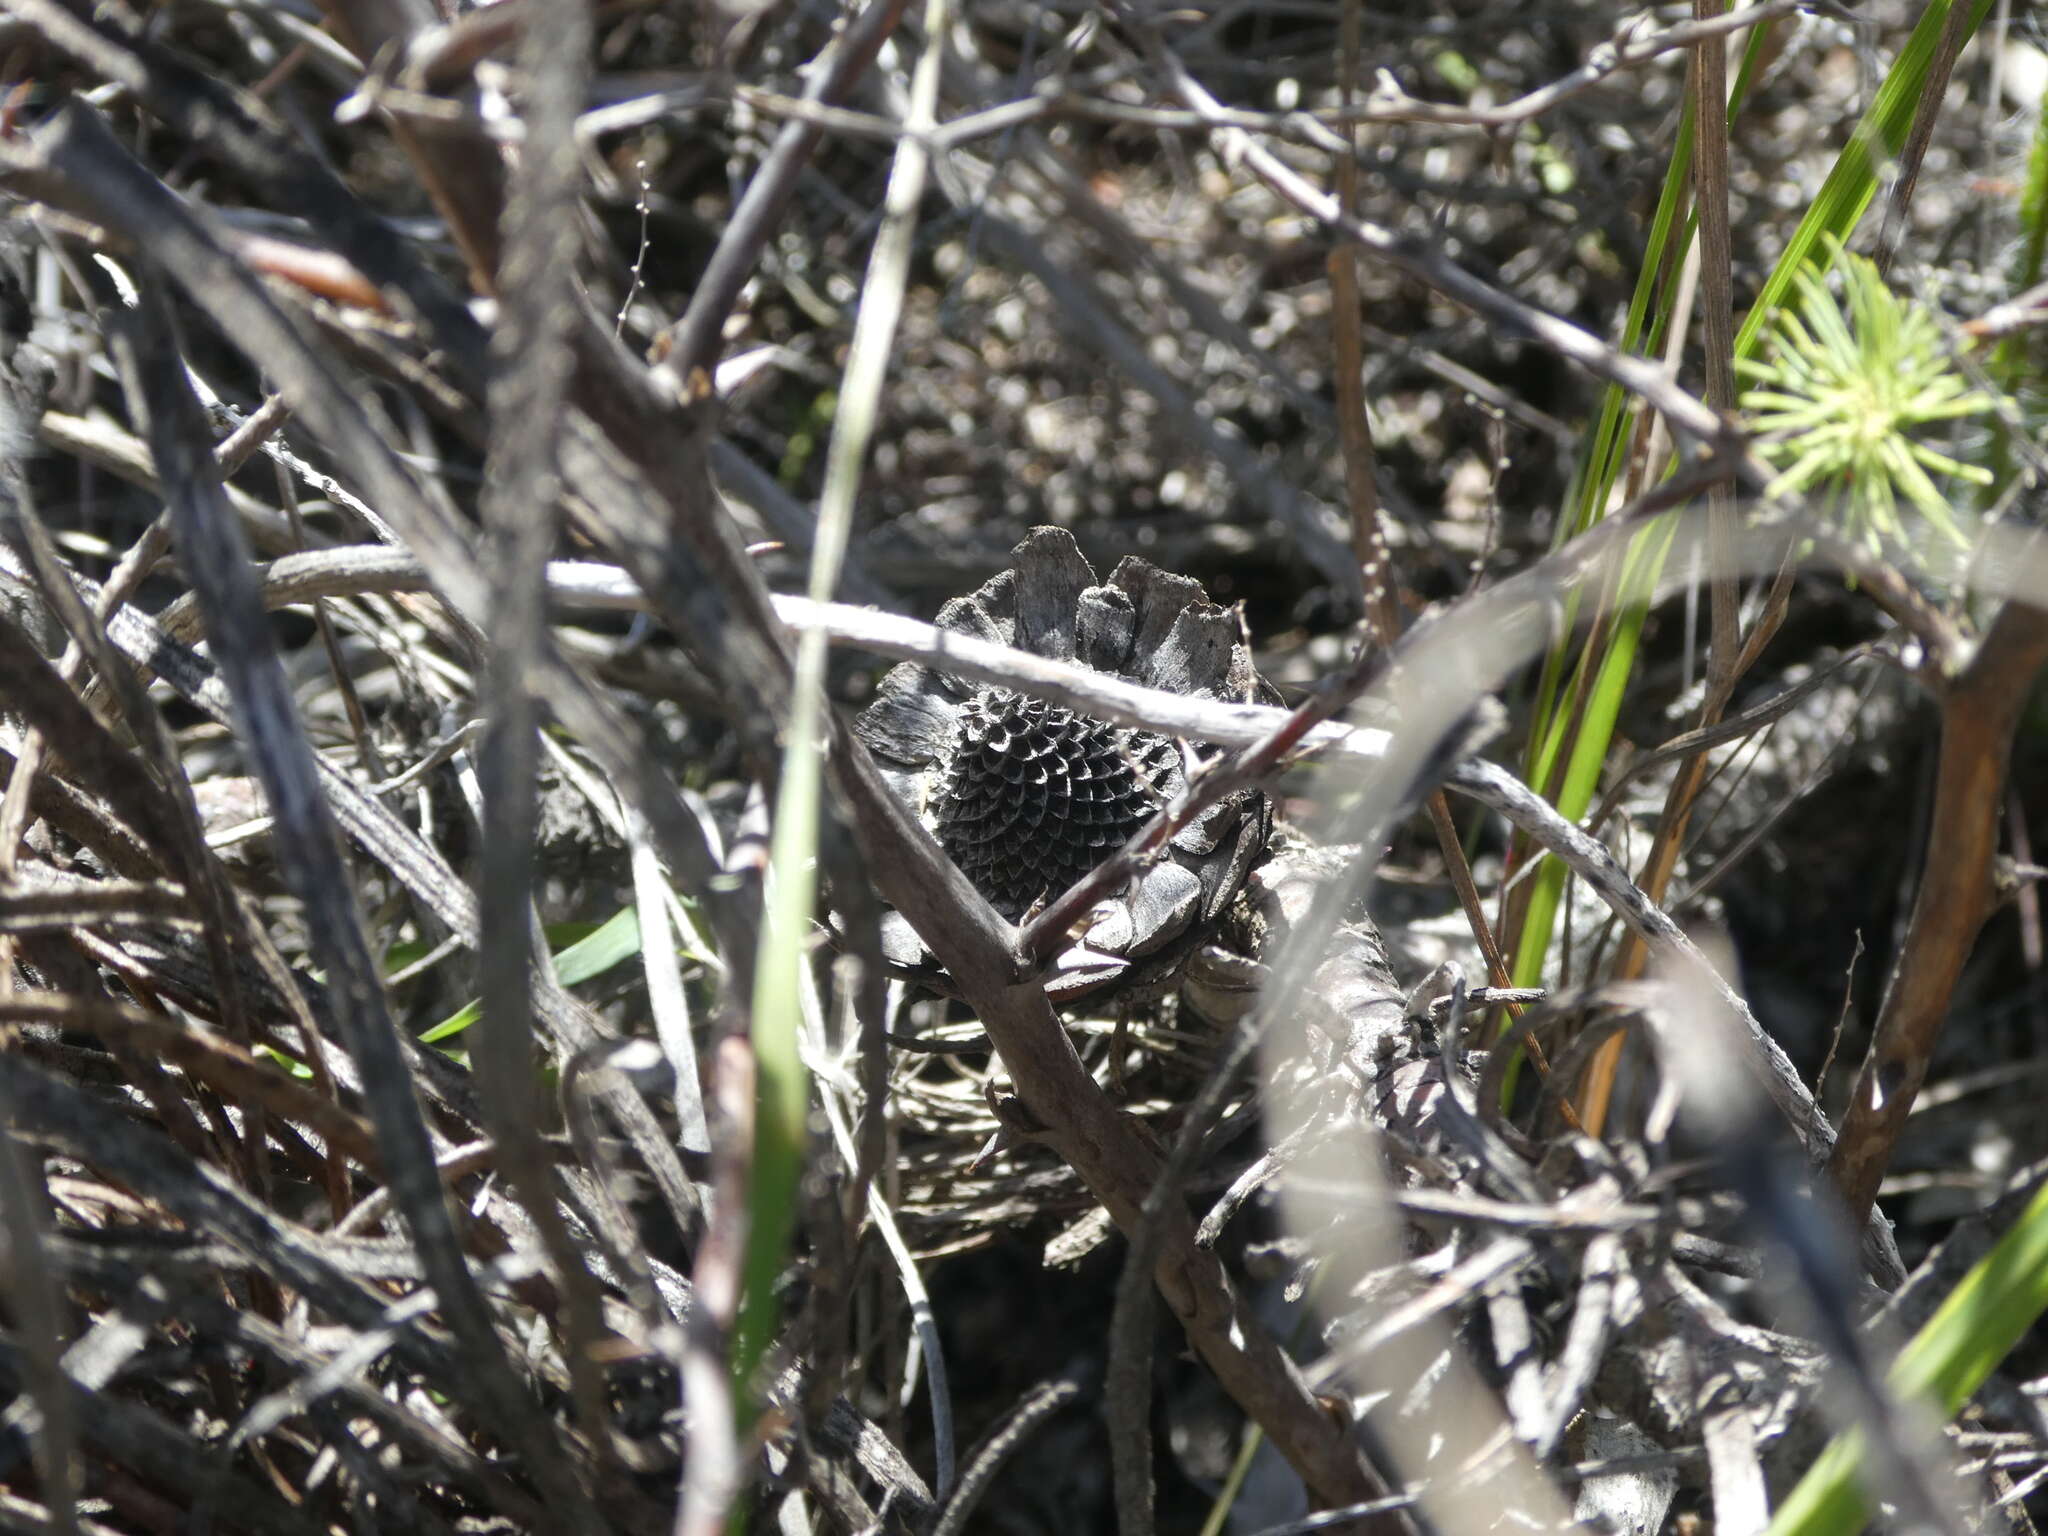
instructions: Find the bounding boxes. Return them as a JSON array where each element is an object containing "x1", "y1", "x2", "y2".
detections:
[{"x1": 1738, "y1": 243, "x2": 1994, "y2": 555}]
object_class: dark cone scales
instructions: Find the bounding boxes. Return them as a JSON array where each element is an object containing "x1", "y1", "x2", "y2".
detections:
[
  {"x1": 933, "y1": 691, "x2": 1177, "y2": 919},
  {"x1": 853, "y1": 526, "x2": 1274, "y2": 1002}
]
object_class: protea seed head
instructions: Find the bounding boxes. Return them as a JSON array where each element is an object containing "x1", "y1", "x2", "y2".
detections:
[
  {"x1": 932, "y1": 690, "x2": 1178, "y2": 920},
  {"x1": 855, "y1": 526, "x2": 1273, "y2": 1001}
]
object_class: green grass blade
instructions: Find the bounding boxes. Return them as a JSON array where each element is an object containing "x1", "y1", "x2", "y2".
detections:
[
  {"x1": 1508, "y1": 526, "x2": 1673, "y2": 995},
  {"x1": 2009, "y1": 90, "x2": 2048, "y2": 297},
  {"x1": 1552, "y1": 7, "x2": 1781, "y2": 556},
  {"x1": 1735, "y1": 0, "x2": 1996, "y2": 360},
  {"x1": 731, "y1": 0, "x2": 950, "y2": 1426},
  {"x1": 1507, "y1": 0, "x2": 1991, "y2": 1026},
  {"x1": 1765, "y1": 1176, "x2": 2048, "y2": 1536},
  {"x1": 1986, "y1": 69, "x2": 2048, "y2": 483},
  {"x1": 420, "y1": 908, "x2": 644, "y2": 1044}
]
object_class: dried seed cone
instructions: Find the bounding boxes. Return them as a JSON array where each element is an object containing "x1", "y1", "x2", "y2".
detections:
[
  {"x1": 854, "y1": 526, "x2": 1273, "y2": 1001},
  {"x1": 933, "y1": 691, "x2": 1179, "y2": 920}
]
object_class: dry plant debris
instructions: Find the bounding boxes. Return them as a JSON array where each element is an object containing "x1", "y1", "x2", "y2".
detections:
[{"x1": 0, "y1": 0, "x2": 2037, "y2": 1534}]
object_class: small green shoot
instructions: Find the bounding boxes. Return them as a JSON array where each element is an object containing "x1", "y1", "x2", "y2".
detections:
[
  {"x1": 262, "y1": 1046, "x2": 315, "y2": 1081},
  {"x1": 420, "y1": 907, "x2": 646, "y2": 1044},
  {"x1": 1739, "y1": 245, "x2": 1993, "y2": 555}
]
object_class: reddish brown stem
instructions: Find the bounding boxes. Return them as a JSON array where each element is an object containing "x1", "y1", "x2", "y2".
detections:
[{"x1": 1828, "y1": 599, "x2": 2048, "y2": 1226}]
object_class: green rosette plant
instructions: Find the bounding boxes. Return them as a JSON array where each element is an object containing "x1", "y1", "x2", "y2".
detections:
[{"x1": 1739, "y1": 244, "x2": 1995, "y2": 555}]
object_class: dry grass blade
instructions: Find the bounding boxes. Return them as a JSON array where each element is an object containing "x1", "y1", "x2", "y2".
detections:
[
  {"x1": 471, "y1": 0, "x2": 610, "y2": 1474},
  {"x1": 110, "y1": 280, "x2": 601, "y2": 1515}
]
